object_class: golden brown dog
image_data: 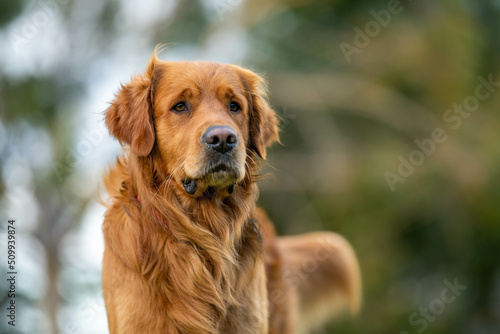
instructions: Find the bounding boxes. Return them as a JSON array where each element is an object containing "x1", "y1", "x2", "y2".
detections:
[{"x1": 101, "y1": 51, "x2": 361, "y2": 334}]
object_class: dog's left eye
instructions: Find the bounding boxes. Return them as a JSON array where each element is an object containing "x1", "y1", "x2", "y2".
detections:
[
  {"x1": 172, "y1": 102, "x2": 188, "y2": 113},
  {"x1": 229, "y1": 102, "x2": 241, "y2": 113}
]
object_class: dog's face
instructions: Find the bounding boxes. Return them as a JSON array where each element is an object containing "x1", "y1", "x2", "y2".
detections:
[
  {"x1": 105, "y1": 54, "x2": 279, "y2": 197},
  {"x1": 153, "y1": 61, "x2": 252, "y2": 193}
]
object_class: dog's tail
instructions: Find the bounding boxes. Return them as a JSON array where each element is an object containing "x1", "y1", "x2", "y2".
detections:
[{"x1": 276, "y1": 231, "x2": 361, "y2": 333}]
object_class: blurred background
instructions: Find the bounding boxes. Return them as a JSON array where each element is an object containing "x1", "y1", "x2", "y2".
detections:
[{"x1": 1, "y1": 0, "x2": 500, "y2": 333}]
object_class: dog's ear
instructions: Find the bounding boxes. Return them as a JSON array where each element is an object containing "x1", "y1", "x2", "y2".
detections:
[
  {"x1": 105, "y1": 56, "x2": 159, "y2": 156},
  {"x1": 233, "y1": 66, "x2": 280, "y2": 160}
]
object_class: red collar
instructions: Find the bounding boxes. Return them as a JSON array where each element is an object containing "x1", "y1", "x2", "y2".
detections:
[{"x1": 136, "y1": 195, "x2": 170, "y2": 229}]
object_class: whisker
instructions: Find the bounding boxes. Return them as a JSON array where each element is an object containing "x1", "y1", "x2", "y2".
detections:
[
  {"x1": 164, "y1": 157, "x2": 188, "y2": 197},
  {"x1": 244, "y1": 161, "x2": 254, "y2": 184},
  {"x1": 247, "y1": 149, "x2": 280, "y2": 172},
  {"x1": 143, "y1": 178, "x2": 168, "y2": 209},
  {"x1": 142, "y1": 154, "x2": 187, "y2": 208}
]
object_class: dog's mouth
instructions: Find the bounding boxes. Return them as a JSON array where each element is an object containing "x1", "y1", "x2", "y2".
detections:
[
  {"x1": 181, "y1": 161, "x2": 242, "y2": 196},
  {"x1": 205, "y1": 163, "x2": 239, "y2": 182}
]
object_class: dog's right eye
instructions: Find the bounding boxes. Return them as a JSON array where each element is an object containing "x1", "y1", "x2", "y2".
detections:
[{"x1": 172, "y1": 102, "x2": 188, "y2": 113}]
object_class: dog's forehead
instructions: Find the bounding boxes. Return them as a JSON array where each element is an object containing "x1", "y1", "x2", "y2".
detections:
[{"x1": 157, "y1": 60, "x2": 244, "y2": 93}]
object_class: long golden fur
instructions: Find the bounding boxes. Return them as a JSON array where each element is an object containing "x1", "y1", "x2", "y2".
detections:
[{"x1": 101, "y1": 51, "x2": 361, "y2": 334}]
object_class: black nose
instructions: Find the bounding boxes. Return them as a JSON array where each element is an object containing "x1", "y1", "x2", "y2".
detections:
[{"x1": 203, "y1": 126, "x2": 238, "y2": 154}]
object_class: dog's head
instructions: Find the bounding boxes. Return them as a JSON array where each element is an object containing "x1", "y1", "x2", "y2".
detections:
[{"x1": 105, "y1": 53, "x2": 279, "y2": 197}]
